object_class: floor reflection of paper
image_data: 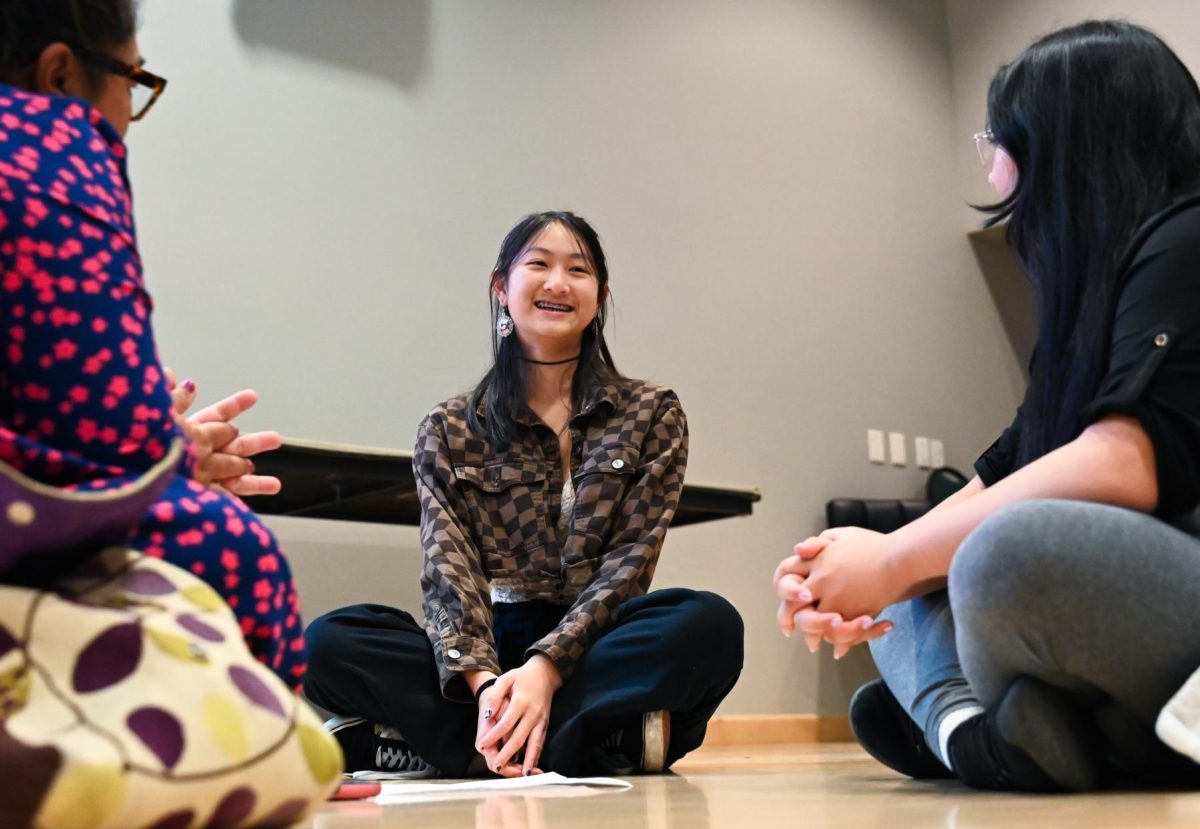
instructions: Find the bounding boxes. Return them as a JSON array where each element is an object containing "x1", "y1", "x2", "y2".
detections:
[{"x1": 372, "y1": 772, "x2": 632, "y2": 805}]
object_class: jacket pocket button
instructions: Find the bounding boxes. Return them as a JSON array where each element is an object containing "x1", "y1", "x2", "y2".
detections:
[{"x1": 611, "y1": 459, "x2": 625, "y2": 470}]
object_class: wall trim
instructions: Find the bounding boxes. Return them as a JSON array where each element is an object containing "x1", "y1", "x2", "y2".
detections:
[{"x1": 702, "y1": 714, "x2": 854, "y2": 746}]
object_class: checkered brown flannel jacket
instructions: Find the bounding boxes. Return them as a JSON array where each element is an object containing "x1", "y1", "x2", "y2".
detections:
[{"x1": 414, "y1": 377, "x2": 688, "y2": 702}]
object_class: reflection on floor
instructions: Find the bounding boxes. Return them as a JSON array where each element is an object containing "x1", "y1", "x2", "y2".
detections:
[{"x1": 301, "y1": 742, "x2": 1200, "y2": 829}]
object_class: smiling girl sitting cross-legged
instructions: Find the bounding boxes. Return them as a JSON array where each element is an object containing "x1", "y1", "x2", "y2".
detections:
[{"x1": 304, "y1": 211, "x2": 744, "y2": 778}]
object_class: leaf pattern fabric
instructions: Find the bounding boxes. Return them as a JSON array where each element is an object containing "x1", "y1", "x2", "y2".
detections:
[{"x1": 0, "y1": 547, "x2": 341, "y2": 829}]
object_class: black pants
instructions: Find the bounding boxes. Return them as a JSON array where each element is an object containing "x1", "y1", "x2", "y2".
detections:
[{"x1": 304, "y1": 588, "x2": 744, "y2": 776}]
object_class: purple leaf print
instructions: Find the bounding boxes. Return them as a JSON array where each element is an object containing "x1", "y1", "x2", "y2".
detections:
[
  {"x1": 122, "y1": 569, "x2": 176, "y2": 596},
  {"x1": 176, "y1": 614, "x2": 225, "y2": 643},
  {"x1": 228, "y1": 665, "x2": 286, "y2": 719},
  {"x1": 143, "y1": 810, "x2": 195, "y2": 829},
  {"x1": 127, "y1": 707, "x2": 185, "y2": 769},
  {"x1": 72, "y1": 623, "x2": 142, "y2": 693},
  {"x1": 203, "y1": 787, "x2": 256, "y2": 829},
  {"x1": 0, "y1": 624, "x2": 16, "y2": 660},
  {"x1": 257, "y1": 798, "x2": 309, "y2": 827}
]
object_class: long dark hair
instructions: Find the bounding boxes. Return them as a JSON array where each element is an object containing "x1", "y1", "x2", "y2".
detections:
[
  {"x1": 0, "y1": 0, "x2": 137, "y2": 87},
  {"x1": 467, "y1": 211, "x2": 622, "y2": 448},
  {"x1": 980, "y1": 20, "x2": 1200, "y2": 465}
]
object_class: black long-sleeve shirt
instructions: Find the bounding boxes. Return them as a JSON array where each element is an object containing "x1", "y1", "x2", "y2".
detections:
[{"x1": 977, "y1": 195, "x2": 1200, "y2": 523}]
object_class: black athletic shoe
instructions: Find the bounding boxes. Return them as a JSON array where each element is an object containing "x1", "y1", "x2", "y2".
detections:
[
  {"x1": 849, "y1": 680, "x2": 954, "y2": 780},
  {"x1": 325, "y1": 715, "x2": 439, "y2": 778},
  {"x1": 588, "y1": 711, "x2": 671, "y2": 775},
  {"x1": 994, "y1": 676, "x2": 1100, "y2": 791},
  {"x1": 948, "y1": 677, "x2": 1097, "y2": 792},
  {"x1": 947, "y1": 711, "x2": 1058, "y2": 792}
]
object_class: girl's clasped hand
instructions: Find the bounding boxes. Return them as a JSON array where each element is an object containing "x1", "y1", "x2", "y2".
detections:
[
  {"x1": 774, "y1": 529, "x2": 895, "y2": 659},
  {"x1": 474, "y1": 655, "x2": 562, "y2": 777}
]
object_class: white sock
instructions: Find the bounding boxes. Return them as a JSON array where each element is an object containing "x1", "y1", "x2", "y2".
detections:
[{"x1": 937, "y1": 705, "x2": 985, "y2": 768}]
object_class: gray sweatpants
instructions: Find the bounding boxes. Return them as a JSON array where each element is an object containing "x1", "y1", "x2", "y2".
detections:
[{"x1": 870, "y1": 499, "x2": 1200, "y2": 767}]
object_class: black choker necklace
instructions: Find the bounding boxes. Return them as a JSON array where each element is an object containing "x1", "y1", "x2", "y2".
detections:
[{"x1": 522, "y1": 354, "x2": 582, "y2": 366}]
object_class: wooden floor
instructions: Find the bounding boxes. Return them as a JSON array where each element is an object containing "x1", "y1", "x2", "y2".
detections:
[{"x1": 301, "y1": 742, "x2": 1200, "y2": 828}]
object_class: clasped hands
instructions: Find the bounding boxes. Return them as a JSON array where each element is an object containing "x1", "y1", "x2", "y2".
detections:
[
  {"x1": 473, "y1": 655, "x2": 562, "y2": 778},
  {"x1": 774, "y1": 527, "x2": 903, "y2": 659},
  {"x1": 165, "y1": 368, "x2": 283, "y2": 496}
]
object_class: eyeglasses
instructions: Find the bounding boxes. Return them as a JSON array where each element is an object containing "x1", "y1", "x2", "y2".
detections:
[
  {"x1": 973, "y1": 129, "x2": 996, "y2": 169},
  {"x1": 74, "y1": 47, "x2": 168, "y2": 122}
]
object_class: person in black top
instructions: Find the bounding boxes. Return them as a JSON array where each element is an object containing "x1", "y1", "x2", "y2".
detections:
[{"x1": 774, "y1": 20, "x2": 1200, "y2": 792}]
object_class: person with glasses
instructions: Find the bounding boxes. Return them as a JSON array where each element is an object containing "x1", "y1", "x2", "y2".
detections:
[
  {"x1": 0, "y1": 0, "x2": 307, "y2": 689},
  {"x1": 71, "y1": 42, "x2": 166, "y2": 123},
  {"x1": 776, "y1": 20, "x2": 1200, "y2": 792},
  {"x1": 971, "y1": 129, "x2": 1017, "y2": 200}
]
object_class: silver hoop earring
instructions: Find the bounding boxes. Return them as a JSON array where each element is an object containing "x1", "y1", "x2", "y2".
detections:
[{"x1": 496, "y1": 307, "x2": 515, "y2": 338}]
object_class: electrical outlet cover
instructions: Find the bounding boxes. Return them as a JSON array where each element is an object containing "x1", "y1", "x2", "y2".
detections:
[
  {"x1": 930, "y1": 439, "x2": 945, "y2": 468},
  {"x1": 868, "y1": 429, "x2": 886, "y2": 464},
  {"x1": 915, "y1": 436, "x2": 931, "y2": 469}
]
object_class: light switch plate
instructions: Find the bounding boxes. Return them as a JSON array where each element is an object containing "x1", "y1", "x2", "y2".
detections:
[
  {"x1": 868, "y1": 429, "x2": 885, "y2": 464},
  {"x1": 915, "y1": 436, "x2": 931, "y2": 469}
]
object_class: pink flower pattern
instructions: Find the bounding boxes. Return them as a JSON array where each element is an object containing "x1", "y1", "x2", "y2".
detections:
[{"x1": 0, "y1": 84, "x2": 305, "y2": 690}]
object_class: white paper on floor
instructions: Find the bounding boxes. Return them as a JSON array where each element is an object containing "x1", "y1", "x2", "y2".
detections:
[{"x1": 372, "y1": 772, "x2": 632, "y2": 805}]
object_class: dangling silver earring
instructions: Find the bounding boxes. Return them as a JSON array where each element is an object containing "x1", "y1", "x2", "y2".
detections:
[{"x1": 496, "y1": 307, "x2": 515, "y2": 338}]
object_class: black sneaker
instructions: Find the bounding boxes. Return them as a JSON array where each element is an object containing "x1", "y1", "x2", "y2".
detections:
[
  {"x1": 849, "y1": 680, "x2": 953, "y2": 780},
  {"x1": 325, "y1": 715, "x2": 439, "y2": 778},
  {"x1": 948, "y1": 677, "x2": 1097, "y2": 792},
  {"x1": 589, "y1": 711, "x2": 671, "y2": 775},
  {"x1": 994, "y1": 676, "x2": 1099, "y2": 791},
  {"x1": 947, "y1": 712, "x2": 1058, "y2": 792}
]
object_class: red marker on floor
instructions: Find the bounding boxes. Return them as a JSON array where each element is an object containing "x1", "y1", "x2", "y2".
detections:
[{"x1": 330, "y1": 782, "x2": 382, "y2": 800}]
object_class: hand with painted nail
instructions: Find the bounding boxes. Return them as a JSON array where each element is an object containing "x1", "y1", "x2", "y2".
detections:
[
  {"x1": 799, "y1": 527, "x2": 904, "y2": 622},
  {"x1": 774, "y1": 537, "x2": 826, "y2": 638},
  {"x1": 776, "y1": 530, "x2": 898, "y2": 655},
  {"x1": 791, "y1": 606, "x2": 893, "y2": 658},
  {"x1": 475, "y1": 680, "x2": 523, "y2": 778},
  {"x1": 475, "y1": 655, "x2": 560, "y2": 777},
  {"x1": 164, "y1": 367, "x2": 283, "y2": 496}
]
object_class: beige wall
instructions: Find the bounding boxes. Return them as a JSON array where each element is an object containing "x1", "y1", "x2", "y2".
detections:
[{"x1": 133, "y1": 0, "x2": 1025, "y2": 715}]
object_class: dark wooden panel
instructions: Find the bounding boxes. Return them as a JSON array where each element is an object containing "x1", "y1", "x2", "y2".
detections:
[{"x1": 245, "y1": 440, "x2": 760, "y2": 529}]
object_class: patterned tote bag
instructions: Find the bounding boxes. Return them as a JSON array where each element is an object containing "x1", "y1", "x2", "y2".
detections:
[{"x1": 0, "y1": 443, "x2": 342, "y2": 829}]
